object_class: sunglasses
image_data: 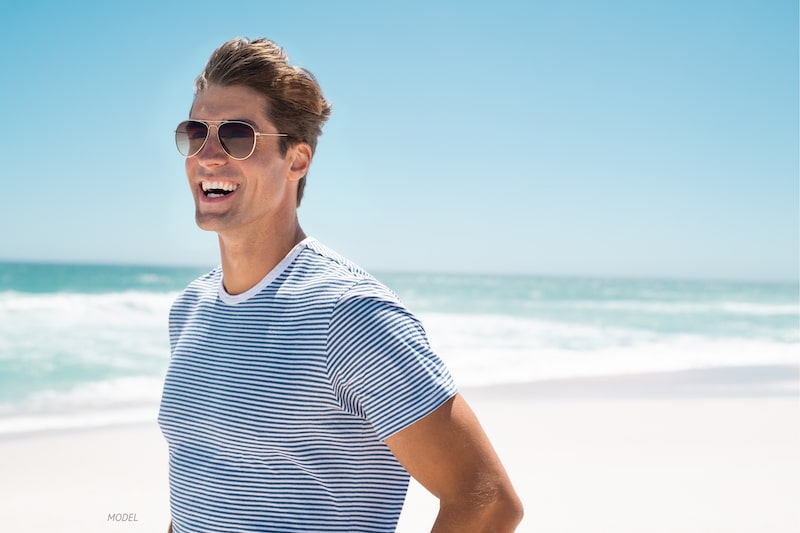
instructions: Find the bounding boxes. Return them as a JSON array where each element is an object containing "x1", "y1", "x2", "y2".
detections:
[{"x1": 175, "y1": 119, "x2": 288, "y2": 160}]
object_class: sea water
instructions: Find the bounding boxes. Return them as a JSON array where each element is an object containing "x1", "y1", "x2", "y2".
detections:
[{"x1": 0, "y1": 262, "x2": 797, "y2": 434}]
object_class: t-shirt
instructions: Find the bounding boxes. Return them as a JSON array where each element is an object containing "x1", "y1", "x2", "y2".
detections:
[{"x1": 158, "y1": 238, "x2": 457, "y2": 532}]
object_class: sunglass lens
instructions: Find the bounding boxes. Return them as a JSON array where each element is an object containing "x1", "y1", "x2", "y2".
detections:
[
  {"x1": 218, "y1": 122, "x2": 257, "y2": 159},
  {"x1": 175, "y1": 121, "x2": 208, "y2": 157}
]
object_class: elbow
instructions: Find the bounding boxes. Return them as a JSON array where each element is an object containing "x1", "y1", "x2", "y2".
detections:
[
  {"x1": 436, "y1": 484, "x2": 524, "y2": 532},
  {"x1": 491, "y1": 488, "x2": 524, "y2": 530},
  {"x1": 470, "y1": 481, "x2": 524, "y2": 531},
  {"x1": 509, "y1": 494, "x2": 525, "y2": 528}
]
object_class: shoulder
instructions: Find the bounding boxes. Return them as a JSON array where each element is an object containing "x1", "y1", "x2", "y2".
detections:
[
  {"x1": 296, "y1": 239, "x2": 371, "y2": 280},
  {"x1": 288, "y1": 239, "x2": 397, "y2": 301},
  {"x1": 290, "y1": 239, "x2": 414, "y2": 330}
]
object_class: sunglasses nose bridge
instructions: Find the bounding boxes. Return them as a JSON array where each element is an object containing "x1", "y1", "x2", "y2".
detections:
[{"x1": 196, "y1": 122, "x2": 227, "y2": 159}]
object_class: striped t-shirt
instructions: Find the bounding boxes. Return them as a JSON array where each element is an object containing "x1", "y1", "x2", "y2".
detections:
[{"x1": 158, "y1": 238, "x2": 457, "y2": 532}]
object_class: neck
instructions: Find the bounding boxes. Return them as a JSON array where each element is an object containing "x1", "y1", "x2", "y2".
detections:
[{"x1": 217, "y1": 217, "x2": 306, "y2": 295}]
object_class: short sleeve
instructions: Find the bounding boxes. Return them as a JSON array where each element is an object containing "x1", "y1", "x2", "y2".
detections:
[{"x1": 326, "y1": 279, "x2": 457, "y2": 440}]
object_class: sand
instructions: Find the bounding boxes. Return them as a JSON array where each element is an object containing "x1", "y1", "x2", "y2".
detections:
[{"x1": 1, "y1": 365, "x2": 798, "y2": 532}]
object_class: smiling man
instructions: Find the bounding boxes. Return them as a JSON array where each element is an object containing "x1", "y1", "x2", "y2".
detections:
[{"x1": 158, "y1": 37, "x2": 523, "y2": 533}]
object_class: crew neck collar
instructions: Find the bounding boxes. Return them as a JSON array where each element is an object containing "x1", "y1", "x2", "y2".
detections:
[{"x1": 217, "y1": 237, "x2": 314, "y2": 305}]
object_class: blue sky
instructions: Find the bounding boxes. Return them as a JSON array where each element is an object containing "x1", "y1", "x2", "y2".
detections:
[{"x1": 1, "y1": 0, "x2": 797, "y2": 280}]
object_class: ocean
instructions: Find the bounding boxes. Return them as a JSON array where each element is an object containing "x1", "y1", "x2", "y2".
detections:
[{"x1": 1, "y1": 262, "x2": 797, "y2": 435}]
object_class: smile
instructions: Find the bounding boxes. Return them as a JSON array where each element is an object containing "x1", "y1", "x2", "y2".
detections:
[{"x1": 201, "y1": 180, "x2": 239, "y2": 198}]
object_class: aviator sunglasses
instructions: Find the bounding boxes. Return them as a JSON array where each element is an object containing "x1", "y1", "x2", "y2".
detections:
[{"x1": 175, "y1": 119, "x2": 288, "y2": 160}]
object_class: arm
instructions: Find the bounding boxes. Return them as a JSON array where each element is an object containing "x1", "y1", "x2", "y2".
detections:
[{"x1": 385, "y1": 393, "x2": 523, "y2": 532}]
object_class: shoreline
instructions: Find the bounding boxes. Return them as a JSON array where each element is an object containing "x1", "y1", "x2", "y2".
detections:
[
  {"x1": 1, "y1": 364, "x2": 796, "y2": 441},
  {"x1": 463, "y1": 363, "x2": 800, "y2": 401}
]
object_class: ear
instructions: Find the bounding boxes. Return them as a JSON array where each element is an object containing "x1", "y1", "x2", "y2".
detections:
[{"x1": 287, "y1": 143, "x2": 312, "y2": 182}]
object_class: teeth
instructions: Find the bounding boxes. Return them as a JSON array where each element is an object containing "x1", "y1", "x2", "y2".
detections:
[{"x1": 201, "y1": 181, "x2": 238, "y2": 192}]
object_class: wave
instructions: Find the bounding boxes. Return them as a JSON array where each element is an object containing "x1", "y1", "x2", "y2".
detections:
[
  {"x1": 0, "y1": 289, "x2": 178, "y2": 317},
  {"x1": 420, "y1": 312, "x2": 800, "y2": 386},
  {"x1": 0, "y1": 376, "x2": 164, "y2": 435},
  {"x1": 0, "y1": 291, "x2": 175, "y2": 357},
  {"x1": 0, "y1": 292, "x2": 797, "y2": 434},
  {"x1": 553, "y1": 300, "x2": 799, "y2": 316},
  {"x1": 0, "y1": 291, "x2": 175, "y2": 412}
]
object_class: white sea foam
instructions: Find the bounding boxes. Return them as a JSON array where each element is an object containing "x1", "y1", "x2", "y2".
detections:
[
  {"x1": 0, "y1": 291, "x2": 175, "y2": 435},
  {"x1": 420, "y1": 312, "x2": 800, "y2": 386},
  {"x1": 0, "y1": 291, "x2": 175, "y2": 363},
  {"x1": 0, "y1": 376, "x2": 165, "y2": 435},
  {"x1": 0, "y1": 290, "x2": 176, "y2": 326},
  {"x1": 0, "y1": 290, "x2": 797, "y2": 434},
  {"x1": 19, "y1": 376, "x2": 166, "y2": 413},
  {"x1": 554, "y1": 300, "x2": 799, "y2": 316}
]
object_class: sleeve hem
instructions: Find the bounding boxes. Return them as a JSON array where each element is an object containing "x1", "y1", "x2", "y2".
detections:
[{"x1": 378, "y1": 388, "x2": 459, "y2": 442}]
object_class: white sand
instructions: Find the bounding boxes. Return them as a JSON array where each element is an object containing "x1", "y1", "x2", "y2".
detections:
[
  {"x1": 0, "y1": 422, "x2": 170, "y2": 532},
  {"x1": 1, "y1": 366, "x2": 798, "y2": 532}
]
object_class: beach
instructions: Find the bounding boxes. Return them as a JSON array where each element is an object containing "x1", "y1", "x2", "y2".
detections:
[
  {"x1": 2, "y1": 365, "x2": 797, "y2": 533},
  {"x1": 1, "y1": 264, "x2": 797, "y2": 531}
]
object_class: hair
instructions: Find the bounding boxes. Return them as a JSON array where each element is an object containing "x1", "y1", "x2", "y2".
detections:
[{"x1": 194, "y1": 37, "x2": 332, "y2": 206}]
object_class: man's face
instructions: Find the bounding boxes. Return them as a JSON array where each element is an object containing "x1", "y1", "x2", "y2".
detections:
[{"x1": 185, "y1": 84, "x2": 302, "y2": 236}]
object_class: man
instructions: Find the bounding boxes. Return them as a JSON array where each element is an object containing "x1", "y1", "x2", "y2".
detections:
[{"x1": 159, "y1": 37, "x2": 523, "y2": 532}]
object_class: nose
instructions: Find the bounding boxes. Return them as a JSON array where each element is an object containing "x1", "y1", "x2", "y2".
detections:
[{"x1": 196, "y1": 125, "x2": 228, "y2": 165}]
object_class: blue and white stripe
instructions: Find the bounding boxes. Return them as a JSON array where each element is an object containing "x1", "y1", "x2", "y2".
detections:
[{"x1": 158, "y1": 238, "x2": 456, "y2": 532}]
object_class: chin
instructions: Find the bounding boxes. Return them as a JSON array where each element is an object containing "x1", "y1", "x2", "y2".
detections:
[{"x1": 195, "y1": 212, "x2": 226, "y2": 233}]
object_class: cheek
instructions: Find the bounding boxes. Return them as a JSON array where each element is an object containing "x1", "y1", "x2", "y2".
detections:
[
  {"x1": 184, "y1": 160, "x2": 202, "y2": 195},
  {"x1": 184, "y1": 161, "x2": 193, "y2": 186}
]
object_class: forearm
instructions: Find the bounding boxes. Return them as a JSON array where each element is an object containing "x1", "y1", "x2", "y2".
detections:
[{"x1": 385, "y1": 394, "x2": 523, "y2": 531}]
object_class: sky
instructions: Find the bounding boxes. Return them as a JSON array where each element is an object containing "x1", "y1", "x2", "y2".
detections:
[{"x1": 0, "y1": 0, "x2": 797, "y2": 281}]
